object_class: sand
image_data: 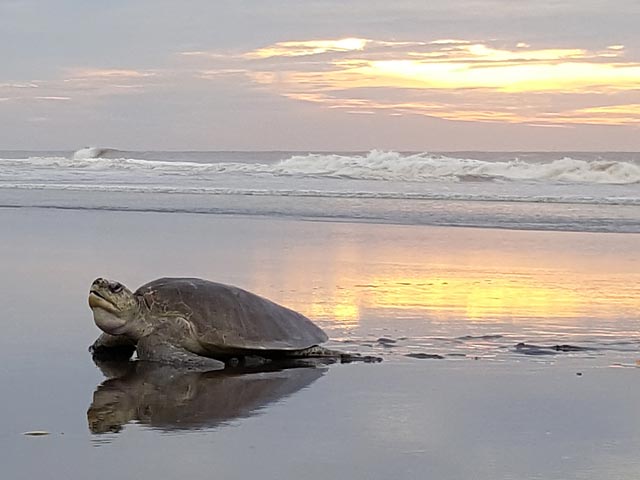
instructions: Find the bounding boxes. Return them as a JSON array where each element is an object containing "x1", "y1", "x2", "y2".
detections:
[{"x1": 1, "y1": 206, "x2": 639, "y2": 479}]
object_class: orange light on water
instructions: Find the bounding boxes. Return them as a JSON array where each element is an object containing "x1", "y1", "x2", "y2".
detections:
[{"x1": 243, "y1": 228, "x2": 640, "y2": 327}]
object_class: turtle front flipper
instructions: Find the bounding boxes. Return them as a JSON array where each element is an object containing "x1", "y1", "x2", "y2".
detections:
[
  {"x1": 136, "y1": 335, "x2": 225, "y2": 371},
  {"x1": 90, "y1": 333, "x2": 136, "y2": 361}
]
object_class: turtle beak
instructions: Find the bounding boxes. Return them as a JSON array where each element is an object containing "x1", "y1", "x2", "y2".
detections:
[
  {"x1": 89, "y1": 291, "x2": 118, "y2": 312},
  {"x1": 89, "y1": 278, "x2": 119, "y2": 312}
]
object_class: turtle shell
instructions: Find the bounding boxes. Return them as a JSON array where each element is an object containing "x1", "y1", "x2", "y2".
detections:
[{"x1": 135, "y1": 278, "x2": 328, "y2": 354}]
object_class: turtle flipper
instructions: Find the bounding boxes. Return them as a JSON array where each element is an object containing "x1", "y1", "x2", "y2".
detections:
[
  {"x1": 89, "y1": 333, "x2": 136, "y2": 360},
  {"x1": 294, "y1": 346, "x2": 382, "y2": 363},
  {"x1": 136, "y1": 336, "x2": 225, "y2": 371}
]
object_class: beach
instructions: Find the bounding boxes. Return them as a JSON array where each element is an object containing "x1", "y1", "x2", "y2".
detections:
[
  {"x1": 2, "y1": 206, "x2": 639, "y2": 479},
  {"x1": 5, "y1": 0, "x2": 640, "y2": 477}
]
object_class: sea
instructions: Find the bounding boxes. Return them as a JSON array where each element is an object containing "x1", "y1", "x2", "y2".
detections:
[{"x1": 1, "y1": 148, "x2": 639, "y2": 233}]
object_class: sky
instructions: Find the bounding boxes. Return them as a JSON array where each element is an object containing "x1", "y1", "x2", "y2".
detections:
[{"x1": 1, "y1": 0, "x2": 640, "y2": 151}]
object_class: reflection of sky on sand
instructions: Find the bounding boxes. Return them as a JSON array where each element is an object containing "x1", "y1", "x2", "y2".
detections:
[
  {"x1": 2, "y1": 209, "x2": 640, "y2": 480},
  {"x1": 244, "y1": 226, "x2": 640, "y2": 332}
]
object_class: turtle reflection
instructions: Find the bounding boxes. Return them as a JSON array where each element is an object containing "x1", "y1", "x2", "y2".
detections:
[{"x1": 88, "y1": 359, "x2": 326, "y2": 434}]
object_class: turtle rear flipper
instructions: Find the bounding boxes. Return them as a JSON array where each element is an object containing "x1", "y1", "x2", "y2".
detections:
[{"x1": 293, "y1": 346, "x2": 382, "y2": 363}]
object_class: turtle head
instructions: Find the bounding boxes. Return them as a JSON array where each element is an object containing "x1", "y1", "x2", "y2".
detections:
[{"x1": 89, "y1": 278, "x2": 141, "y2": 335}]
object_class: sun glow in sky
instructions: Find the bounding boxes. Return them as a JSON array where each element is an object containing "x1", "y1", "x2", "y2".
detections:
[
  {"x1": 245, "y1": 38, "x2": 369, "y2": 58},
  {"x1": 233, "y1": 38, "x2": 640, "y2": 126}
]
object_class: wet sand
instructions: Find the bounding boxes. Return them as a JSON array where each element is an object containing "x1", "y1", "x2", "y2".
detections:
[{"x1": 1, "y1": 207, "x2": 639, "y2": 479}]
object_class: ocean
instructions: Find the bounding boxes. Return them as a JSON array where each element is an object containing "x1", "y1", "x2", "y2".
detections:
[{"x1": 1, "y1": 148, "x2": 639, "y2": 232}]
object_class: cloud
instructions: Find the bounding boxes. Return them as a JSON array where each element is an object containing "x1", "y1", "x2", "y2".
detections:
[
  {"x1": 181, "y1": 38, "x2": 640, "y2": 126},
  {"x1": 245, "y1": 38, "x2": 369, "y2": 59},
  {"x1": 66, "y1": 69, "x2": 156, "y2": 79},
  {"x1": 0, "y1": 82, "x2": 38, "y2": 89},
  {"x1": 34, "y1": 96, "x2": 71, "y2": 101},
  {"x1": 5, "y1": 36, "x2": 638, "y2": 130},
  {"x1": 62, "y1": 68, "x2": 159, "y2": 94},
  {"x1": 540, "y1": 103, "x2": 640, "y2": 126},
  {"x1": 0, "y1": 68, "x2": 160, "y2": 105}
]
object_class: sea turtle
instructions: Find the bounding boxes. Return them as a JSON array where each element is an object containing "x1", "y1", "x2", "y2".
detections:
[{"x1": 88, "y1": 277, "x2": 377, "y2": 369}]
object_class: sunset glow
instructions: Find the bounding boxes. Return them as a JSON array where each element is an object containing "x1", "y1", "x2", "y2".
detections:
[
  {"x1": 3, "y1": 1, "x2": 640, "y2": 149},
  {"x1": 225, "y1": 38, "x2": 640, "y2": 126},
  {"x1": 354, "y1": 59, "x2": 640, "y2": 93}
]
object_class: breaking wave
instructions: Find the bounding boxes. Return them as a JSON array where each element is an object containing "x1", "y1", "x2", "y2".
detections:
[
  {"x1": 17, "y1": 149, "x2": 640, "y2": 185},
  {"x1": 274, "y1": 151, "x2": 640, "y2": 184},
  {"x1": 71, "y1": 147, "x2": 118, "y2": 160}
]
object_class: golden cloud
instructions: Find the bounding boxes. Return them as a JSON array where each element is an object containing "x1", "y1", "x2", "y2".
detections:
[
  {"x1": 192, "y1": 37, "x2": 640, "y2": 126},
  {"x1": 245, "y1": 38, "x2": 369, "y2": 59}
]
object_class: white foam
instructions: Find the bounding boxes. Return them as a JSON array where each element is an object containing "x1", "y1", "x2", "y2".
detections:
[
  {"x1": 273, "y1": 151, "x2": 640, "y2": 185},
  {"x1": 1, "y1": 183, "x2": 637, "y2": 206}
]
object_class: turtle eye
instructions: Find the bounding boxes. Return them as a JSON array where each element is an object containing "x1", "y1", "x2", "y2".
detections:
[{"x1": 110, "y1": 283, "x2": 124, "y2": 294}]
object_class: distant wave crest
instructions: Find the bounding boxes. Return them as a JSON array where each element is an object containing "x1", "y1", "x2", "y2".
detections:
[{"x1": 72, "y1": 147, "x2": 116, "y2": 160}]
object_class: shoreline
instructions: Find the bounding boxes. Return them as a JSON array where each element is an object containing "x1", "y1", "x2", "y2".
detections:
[{"x1": 2, "y1": 203, "x2": 639, "y2": 235}]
